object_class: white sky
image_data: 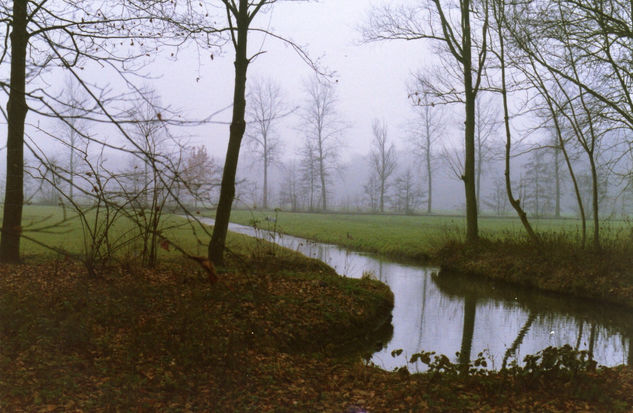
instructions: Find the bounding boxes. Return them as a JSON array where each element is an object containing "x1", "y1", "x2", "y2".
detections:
[
  {"x1": 0, "y1": 0, "x2": 468, "y2": 208},
  {"x1": 150, "y1": 0, "x2": 437, "y2": 162}
]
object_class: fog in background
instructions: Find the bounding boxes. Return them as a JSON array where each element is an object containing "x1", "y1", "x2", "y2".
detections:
[{"x1": 2, "y1": 0, "x2": 632, "y2": 217}]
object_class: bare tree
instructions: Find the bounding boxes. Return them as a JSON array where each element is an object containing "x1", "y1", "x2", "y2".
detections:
[
  {"x1": 505, "y1": 0, "x2": 633, "y2": 248},
  {"x1": 474, "y1": 95, "x2": 499, "y2": 210},
  {"x1": 364, "y1": 0, "x2": 490, "y2": 243},
  {"x1": 58, "y1": 76, "x2": 92, "y2": 203},
  {"x1": 0, "y1": 0, "x2": 187, "y2": 262},
  {"x1": 407, "y1": 89, "x2": 444, "y2": 214},
  {"x1": 369, "y1": 119, "x2": 397, "y2": 213},
  {"x1": 207, "y1": 0, "x2": 266, "y2": 266},
  {"x1": 124, "y1": 91, "x2": 175, "y2": 267},
  {"x1": 363, "y1": 173, "x2": 380, "y2": 212},
  {"x1": 299, "y1": 75, "x2": 344, "y2": 211},
  {"x1": 489, "y1": 0, "x2": 539, "y2": 242},
  {"x1": 208, "y1": 0, "x2": 318, "y2": 266},
  {"x1": 279, "y1": 160, "x2": 300, "y2": 212},
  {"x1": 245, "y1": 77, "x2": 288, "y2": 209},
  {"x1": 1, "y1": 0, "x2": 29, "y2": 263},
  {"x1": 298, "y1": 139, "x2": 319, "y2": 211},
  {"x1": 393, "y1": 168, "x2": 422, "y2": 215},
  {"x1": 546, "y1": 129, "x2": 565, "y2": 219},
  {"x1": 521, "y1": 148, "x2": 554, "y2": 217},
  {"x1": 484, "y1": 175, "x2": 509, "y2": 216}
]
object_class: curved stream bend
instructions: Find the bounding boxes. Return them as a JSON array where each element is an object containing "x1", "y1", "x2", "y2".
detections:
[{"x1": 204, "y1": 219, "x2": 633, "y2": 372}]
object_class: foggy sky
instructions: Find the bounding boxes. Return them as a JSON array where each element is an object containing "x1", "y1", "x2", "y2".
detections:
[{"x1": 151, "y1": 0, "x2": 436, "y2": 161}]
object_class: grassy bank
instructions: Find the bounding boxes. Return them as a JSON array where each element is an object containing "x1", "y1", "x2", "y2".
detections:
[
  {"x1": 227, "y1": 210, "x2": 633, "y2": 308},
  {"x1": 437, "y1": 237, "x2": 633, "y2": 309},
  {"x1": 226, "y1": 209, "x2": 629, "y2": 262}
]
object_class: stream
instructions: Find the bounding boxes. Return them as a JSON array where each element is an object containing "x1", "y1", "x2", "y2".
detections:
[{"x1": 215, "y1": 220, "x2": 633, "y2": 372}]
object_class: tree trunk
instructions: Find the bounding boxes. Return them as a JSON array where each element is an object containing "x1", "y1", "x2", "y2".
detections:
[
  {"x1": 69, "y1": 136, "x2": 75, "y2": 202},
  {"x1": 554, "y1": 144, "x2": 561, "y2": 218},
  {"x1": 318, "y1": 144, "x2": 327, "y2": 211},
  {"x1": 379, "y1": 179, "x2": 384, "y2": 213},
  {"x1": 1, "y1": 0, "x2": 28, "y2": 263},
  {"x1": 426, "y1": 121, "x2": 432, "y2": 214},
  {"x1": 208, "y1": 3, "x2": 249, "y2": 266},
  {"x1": 476, "y1": 127, "x2": 482, "y2": 212},
  {"x1": 263, "y1": 150, "x2": 268, "y2": 209},
  {"x1": 546, "y1": 100, "x2": 585, "y2": 246},
  {"x1": 462, "y1": 1, "x2": 479, "y2": 243},
  {"x1": 495, "y1": 2, "x2": 538, "y2": 243},
  {"x1": 588, "y1": 155, "x2": 601, "y2": 250}
]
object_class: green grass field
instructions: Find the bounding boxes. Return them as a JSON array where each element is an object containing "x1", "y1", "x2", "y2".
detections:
[
  {"x1": 224, "y1": 209, "x2": 632, "y2": 261},
  {"x1": 9, "y1": 205, "x2": 633, "y2": 264},
  {"x1": 15, "y1": 205, "x2": 256, "y2": 262}
]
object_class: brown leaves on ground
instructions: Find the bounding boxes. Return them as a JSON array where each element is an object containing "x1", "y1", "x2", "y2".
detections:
[{"x1": 1, "y1": 259, "x2": 632, "y2": 412}]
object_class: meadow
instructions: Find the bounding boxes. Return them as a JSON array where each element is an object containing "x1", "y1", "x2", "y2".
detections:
[
  {"x1": 20, "y1": 205, "x2": 630, "y2": 263},
  {"x1": 225, "y1": 209, "x2": 632, "y2": 262}
]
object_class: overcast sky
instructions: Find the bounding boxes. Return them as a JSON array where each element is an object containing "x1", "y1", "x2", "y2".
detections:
[{"x1": 149, "y1": 0, "x2": 437, "y2": 162}]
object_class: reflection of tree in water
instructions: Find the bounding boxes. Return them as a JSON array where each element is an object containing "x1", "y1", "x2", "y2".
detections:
[
  {"x1": 573, "y1": 320, "x2": 597, "y2": 360},
  {"x1": 434, "y1": 270, "x2": 633, "y2": 368},
  {"x1": 416, "y1": 276, "x2": 428, "y2": 349},
  {"x1": 502, "y1": 312, "x2": 537, "y2": 370},
  {"x1": 576, "y1": 320, "x2": 584, "y2": 350},
  {"x1": 588, "y1": 323, "x2": 597, "y2": 361},
  {"x1": 459, "y1": 295, "x2": 477, "y2": 374}
]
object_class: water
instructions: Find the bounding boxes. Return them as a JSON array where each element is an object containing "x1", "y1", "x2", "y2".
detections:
[{"x1": 212, "y1": 220, "x2": 633, "y2": 372}]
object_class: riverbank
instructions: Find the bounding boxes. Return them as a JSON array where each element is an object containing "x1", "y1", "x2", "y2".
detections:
[
  {"x1": 5, "y1": 236, "x2": 633, "y2": 410},
  {"x1": 437, "y1": 238, "x2": 633, "y2": 309},
  {"x1": 0, "y1": 241, "x2": 395, "y2": 411},
  {"x1": 227, "y1": 210, "x2": 633, "y2": 309},
  {"x1": 4, "y1": 256, "x2": 633, "y2": 411}
]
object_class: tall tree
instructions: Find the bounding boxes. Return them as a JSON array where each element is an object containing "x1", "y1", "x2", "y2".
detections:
[
  {"x1": 279, "y1": 160, "x2": 300, "y2": 212},
  {"x1": 1, "y1": 0, "x2": 28, "y2": 262},
  {"x1": 407, "y1": 89, "x2": 444, "y2": 214},
  {"x1": 474, "y1": 95, "x2": 498, "y2": 210},
  {"x1": 0, "y1": 0, "x2": 178, "y2": 263},
  {"x1": 393, "y1": 168, "x2": 422, "y2": 215},
  {"x1": 299, "y1": 76, "x2": 343, "y2": 211},
  {"x1": 506, "y1": 0, "x2": 633, "y2": 248},
  {"x1": 369, "y1": 119, "x2": 397, "y2": 213},
  {"x1": 365, "y1": 0, "x2": 490, "y2": 243},
  {"x1": 180, "y1": 145, "x2": 219, "y2": 209},
  {"x1": 521, "y1": 148, "x2": 554, "y2": 217},
  {"x1": 59, "y1": 77, "x2": 92, "y2": 203},
  {"x1": 549, "y1": 130, "x2": 564, "y2": 218},
  {"x1": 208, "y1": 0, "x2": 317, "y2": 265},
  {"x1": 208, "y1": 0, "x2": 270, "y2": 266},
  {"x1": 245, "y1": 77, "x2": 287, "y2": 209},
  {"x1": 489, "y1": 0, "x2": 539, "y2": 243},
  {"x1": 298, "y1": 139, "x2": 318, "y2": 211}
]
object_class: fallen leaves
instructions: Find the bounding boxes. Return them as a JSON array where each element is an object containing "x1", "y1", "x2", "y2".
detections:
[{"x1": 1, "y1": 259, "x2": 633, "y2": 412}]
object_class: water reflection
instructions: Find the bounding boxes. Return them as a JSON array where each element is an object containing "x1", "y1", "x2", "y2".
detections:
[
  {"x1": 215, "y1": 221, "x2": 633, "y2": 372},
  {"x1": 459, "y1": 295, "x2": 477, "y2": 373}
]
